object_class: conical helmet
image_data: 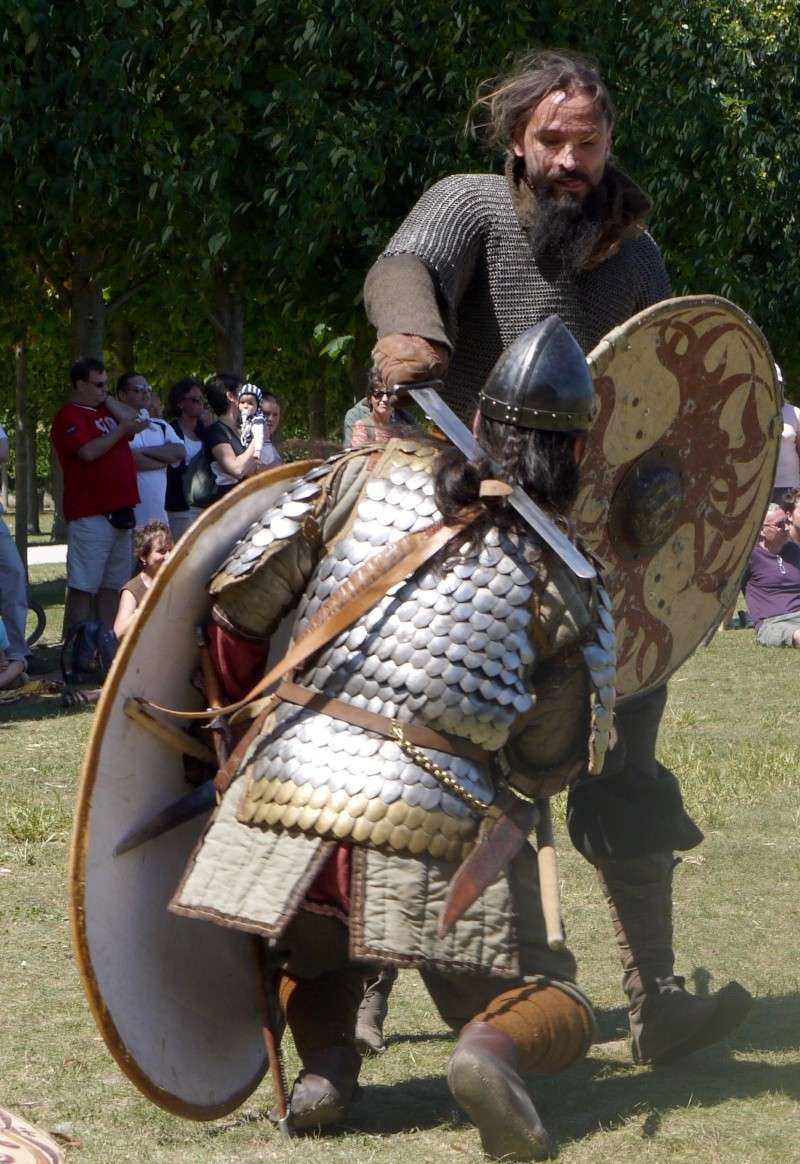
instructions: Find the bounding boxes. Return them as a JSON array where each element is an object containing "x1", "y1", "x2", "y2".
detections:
[{"x1": 478, "y1": 316, "x2": 596, "y2": 432}]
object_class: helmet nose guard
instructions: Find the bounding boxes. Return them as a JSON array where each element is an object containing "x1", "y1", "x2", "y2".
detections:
[{"x1": 478, "y1": 316, "x2": 596, "y2": 432}]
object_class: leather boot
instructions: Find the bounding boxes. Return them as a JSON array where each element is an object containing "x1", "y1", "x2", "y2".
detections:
[
  {"x1": 286, "y1": 1044, "x2": 362, "y2": 1131},
  {"x1": 355, "y1": 965, "x2": 398, "y2": 1055},
  {"x1": 597, "y1": 853, "x2": 753, "y2": 1064},
  {"x1": 448, "y1": 1023, "x2": 552, "y2": 1161}
]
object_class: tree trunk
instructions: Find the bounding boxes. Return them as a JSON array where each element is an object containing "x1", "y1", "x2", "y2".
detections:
[
  {"x1": 110, "y1": 315, "x2": 136, "y2": 374},
  {"x1": 50, "y1": 443, "x2": 67, "y2": 543},
  {"x1": 71, "y1": 252, "x2": 105, "y2": 360},
  {"x1": 26, "y1": 407, "x2": 40, "y2": 534},
  {"x1": 308, "y1": 377, "x2": 327, "y2": 439},
  {"x1": 14, "y1": 341, "x2": 29, "y2": 574},
  {"x1": 212, "y1": 264, "x2": 245, "y2": 376}
]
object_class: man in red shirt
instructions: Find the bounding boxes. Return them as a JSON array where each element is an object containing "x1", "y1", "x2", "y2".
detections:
[{"x1": 51, "y1": 358, "x2": 148, "y2": 635}]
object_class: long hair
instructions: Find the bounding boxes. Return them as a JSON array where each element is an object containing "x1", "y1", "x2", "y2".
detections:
[
  {"x1": 166, "y1": 376, "x2": 204, "y2": 420},
  {"x1": 472, "y1": 50, "x2": 614, "y2": 151},
  {"x1": 433, "y1": 416, "x2": 580, "y2": 547}
]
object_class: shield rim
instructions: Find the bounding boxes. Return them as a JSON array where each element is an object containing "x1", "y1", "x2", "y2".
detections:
[
  {"x1": 584, "y1": 293, "x2": 780, "y2": 697},
  {"x1": 69, "y1": 460, "x2": 320, "y2": 1120}
]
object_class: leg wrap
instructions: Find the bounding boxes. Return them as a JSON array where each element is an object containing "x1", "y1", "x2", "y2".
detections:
[
  {"x1": 595, "y1": 852, "x2": 676, "y2": 1005},
  {"x1": 471, "y1": 982, "x2": 594, "y2": 1074},
  {"x1": 278, "y1": 967, "x2": 365, "y2": 1061}
]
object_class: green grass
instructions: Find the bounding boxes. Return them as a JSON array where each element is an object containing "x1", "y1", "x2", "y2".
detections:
[
  {"x1": 2, "y1": 506, "x2": 58, "y2": 546},
  {"x1": 0, "y1": 595, "x2": 798, "y2": 1163}
]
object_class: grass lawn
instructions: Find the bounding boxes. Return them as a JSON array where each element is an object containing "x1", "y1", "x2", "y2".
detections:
[
  {"x1": 1, "y1": 570, "x2": 798, "y2": 1162},
  {"x1": 2, "y1": 507, "x2": 58, "y2": 546}
]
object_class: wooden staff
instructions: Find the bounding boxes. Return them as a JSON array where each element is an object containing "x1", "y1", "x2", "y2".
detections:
[{"x1": 124, "y1": 697, "x2": 215, "y2": 763}]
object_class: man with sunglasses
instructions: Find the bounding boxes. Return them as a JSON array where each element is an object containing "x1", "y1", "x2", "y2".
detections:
[
  {"x1": 51, "y1": 358, "x2": 148, "y2": 637},
  {"x1": 117, "y1": 371, "x2": 185, "y2": 526},
  {"x1": 743, "y1": 504, "x2": 800, "y2": 646}
]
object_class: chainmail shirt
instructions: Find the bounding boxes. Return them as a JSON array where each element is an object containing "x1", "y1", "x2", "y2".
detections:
[{"x1": 379, "y1": 173, "x2": 671, "y2": 421}]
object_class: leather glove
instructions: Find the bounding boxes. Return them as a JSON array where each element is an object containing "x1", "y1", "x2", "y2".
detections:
[{"x1": 371, "y1": 334, "x2": 449, "y2": 391}]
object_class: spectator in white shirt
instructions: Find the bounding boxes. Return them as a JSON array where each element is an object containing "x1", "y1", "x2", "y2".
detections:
[{"x1": 116, "y1": 372, "x2": 185, "y2": 525}]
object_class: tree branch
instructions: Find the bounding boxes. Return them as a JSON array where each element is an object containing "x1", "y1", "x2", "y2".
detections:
[
  {"x1": 107, "y1": 277, "x2": 153, "y2": 317},
  {"x1": 206, "y1": 308, "x2": 228, "y2": 338}
]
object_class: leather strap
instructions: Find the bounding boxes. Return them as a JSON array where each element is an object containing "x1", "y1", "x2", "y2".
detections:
[
  {"x1": 145, "y1": 515, "x2": 476, "y2": 722},
  {"x1": 275, "y1": 679, "x2": 490, "y2": 765},
  {"x1": 213, "y1": 696, "x2": 279, "y2": 796}
]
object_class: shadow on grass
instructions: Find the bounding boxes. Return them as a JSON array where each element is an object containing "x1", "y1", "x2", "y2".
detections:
[
  {"x1": 189, "y1": 993, "x2": 800, "y2": 1151},
  {"x1": 0, "y1": 698, "x2": 74, "y2": 725},
  {"x1": 551, "y1": 1048, "x2": 800, "y2": 1146}
]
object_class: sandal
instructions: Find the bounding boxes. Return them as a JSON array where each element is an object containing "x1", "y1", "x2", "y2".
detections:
[{"x1": 61, "y1": 687, "x2": 100, "y2": 709}]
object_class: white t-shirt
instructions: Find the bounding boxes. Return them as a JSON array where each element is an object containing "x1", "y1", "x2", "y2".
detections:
[
  {"x1": 259, "y1": 439, "x2": 282, "y2": 467},
  {"x1": 131, "y1": 418, "x2": 173, "y2": 524},
  {"x1": 775, "y1": 403, "x2": 800, "y2": 488}
]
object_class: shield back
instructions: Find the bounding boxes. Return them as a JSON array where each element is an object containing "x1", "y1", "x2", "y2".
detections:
[
  {"x1": 575, "y1": 296, "x2": 780, "y2": 697},
  {"x1": 69, "y1": 462, "x2": 318, "y2": 1119}
]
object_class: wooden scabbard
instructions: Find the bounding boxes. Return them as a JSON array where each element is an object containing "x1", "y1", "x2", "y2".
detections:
[{"x1": 535, "y1": 799, "x2": 565, "y2": 952}]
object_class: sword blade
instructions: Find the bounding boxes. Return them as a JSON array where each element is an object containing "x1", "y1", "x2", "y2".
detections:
[
  {"x1": 407, "y1": 384, "x2": 596, "y2": 581},
  {"x1": 113, "y1": 780, "x2": 216, "y2": 856},
  {"x1": 438, "y1": 794, "x2": 538, "y2": 938}
]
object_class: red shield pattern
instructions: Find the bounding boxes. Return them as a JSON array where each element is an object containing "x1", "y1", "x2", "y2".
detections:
[{"x1": 575, "y1": 296, "x2": 780, "y2": 697}]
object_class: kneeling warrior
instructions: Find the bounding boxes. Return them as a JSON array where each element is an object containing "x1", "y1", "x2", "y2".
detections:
[{"x1": 171, "y1": 317, "x2": 615, "y2": 1160}]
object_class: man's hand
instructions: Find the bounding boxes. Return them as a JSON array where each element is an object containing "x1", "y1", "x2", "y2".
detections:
[
  {"x1": 121, "y1": 417, "x2": 150, "y2": 437},
  {"x1": 372, "y1": 334, "x2": 449, "y2": 390}
]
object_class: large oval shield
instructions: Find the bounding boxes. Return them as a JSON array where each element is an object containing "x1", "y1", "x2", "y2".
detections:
[
  {"x1": 69, "y1": 461, "x2": 319, "y2": 1118},
  {"x1": 575, "y1": 295, "x2": 780, "y2": 697}
]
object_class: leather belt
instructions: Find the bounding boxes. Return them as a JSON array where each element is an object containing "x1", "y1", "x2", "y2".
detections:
[{"x1": 276, "y1": 679, "x2": 490, "y2": 766}]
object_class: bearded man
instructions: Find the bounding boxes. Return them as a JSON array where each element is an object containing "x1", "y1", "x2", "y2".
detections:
[{"x1": 363, "y1": 50, "x2": 751, "y2": 1066}]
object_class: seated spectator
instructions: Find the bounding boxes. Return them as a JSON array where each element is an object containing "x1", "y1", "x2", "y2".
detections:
[
  {"x1": 61, "y1": 521, "x2": 173, "y2": 707},
  {"x1": 114, "y1": 520, "x2": 173, "y2": 639},
  {"x1": 204, "y1": 373, "x2": 260, "y2": 500},
  {"x1": 117, "y1": 372, "x2": 184, "y2": 525},
  {"x1": 259, "y1": 391, "x2": 283, "y2": 466},
  {"x1": 0, "y1": 424, "x2": 29, "y2": 674},
  {"x1": 165, "y1": 377, "x2": 206, "y2": 541},
  {"x1": 0, "y1": 616, "x2": 26, "y2": 688},
  {"x1": 343, "y1": 372, "x2": 416, "y2": 446},
  {"x1": 350, "y1": 370, "x2": 419, "y2": 447},
  {"x1": 743, "y1": 504, "x2": 800, "y2": 646}
]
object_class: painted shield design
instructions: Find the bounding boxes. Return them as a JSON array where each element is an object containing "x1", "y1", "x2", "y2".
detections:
[
  {"x1": 69, "y1": 461, "x2": 319, "y2": 1118},
  {"x1": 575, "y1": 295, "x2": 780, "y2": 698}
]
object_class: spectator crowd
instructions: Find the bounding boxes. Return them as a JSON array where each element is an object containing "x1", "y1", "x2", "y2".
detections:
[{"x1": 4, "y1": 351, "x2": 800, "y2": 696}]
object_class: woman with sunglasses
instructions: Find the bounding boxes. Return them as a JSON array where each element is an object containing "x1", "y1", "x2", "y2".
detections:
[
  {"x1": 164, "y1": 377, "x2": 207, "y2": 540},
  {"x1": 350, "y1": 369, "x2": 416, "y2": 447}
]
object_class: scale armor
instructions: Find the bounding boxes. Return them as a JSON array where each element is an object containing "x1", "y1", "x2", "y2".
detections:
[
  {"x1": 381, "y1": 173, "x2": 671, "y2": 421},
  {"x1": 210, "y1": 442, "x2": 616, "y2": 863}
]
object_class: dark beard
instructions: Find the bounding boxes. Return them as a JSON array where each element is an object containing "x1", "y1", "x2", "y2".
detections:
[{"x1": 525, "y1": 175, "x2": 609, "y2": 273}]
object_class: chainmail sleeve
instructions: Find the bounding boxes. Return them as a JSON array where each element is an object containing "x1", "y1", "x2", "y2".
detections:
[
  {"x1": 379, "y1": 175, "x2": 492, "y2": 332},
  {"x1": 631, "y1": 232, "x2": 672, "y2": 311}
]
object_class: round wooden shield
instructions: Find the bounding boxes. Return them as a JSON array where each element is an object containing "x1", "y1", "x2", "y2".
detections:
[
  {"x1": 69, "y1": 462, "x2": 318, "y2": 1119},
  {"x1": 575, "y1": 296, "x2": 780, "y2": 697}
]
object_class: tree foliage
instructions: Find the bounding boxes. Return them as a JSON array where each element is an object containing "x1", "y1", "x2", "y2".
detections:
[{"x1": 1, "y1": 0, "x2": 799, "y2": 457}]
